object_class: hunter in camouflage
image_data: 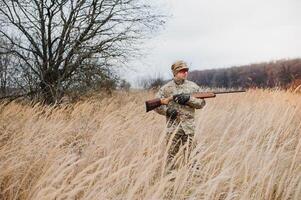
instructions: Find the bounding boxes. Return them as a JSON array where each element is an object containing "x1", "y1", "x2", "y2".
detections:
[{"x1": 154, "y1": 60, "x2": 206, "y2": 170}]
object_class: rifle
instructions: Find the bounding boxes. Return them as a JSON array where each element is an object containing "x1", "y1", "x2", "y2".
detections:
[{"x1": 145, "y1": 90, "x2": 246, "y2": 112}]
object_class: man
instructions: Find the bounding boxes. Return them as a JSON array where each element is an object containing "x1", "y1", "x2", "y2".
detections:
[{"x1": 154, "y1": 60, "x2": 206, "y2": 170}]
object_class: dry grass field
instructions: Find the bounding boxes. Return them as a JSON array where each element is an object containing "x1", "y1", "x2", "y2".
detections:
[{"x1": 0, "y1": 89, "x2": 300, "y2": 200}]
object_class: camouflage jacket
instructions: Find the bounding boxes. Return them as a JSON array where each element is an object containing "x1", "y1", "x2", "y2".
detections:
[{"x1": 155, "y1": 79, "x2": 206, "y2": 135}]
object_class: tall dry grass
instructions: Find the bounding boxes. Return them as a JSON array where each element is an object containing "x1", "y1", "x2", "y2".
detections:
[{"x1": 0, "y1": 89, "x2": 300, "y2": 200}]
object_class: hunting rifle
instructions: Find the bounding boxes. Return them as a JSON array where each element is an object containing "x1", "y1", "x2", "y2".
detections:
[{"x1": 145, "y1": 90, "x2": 246, "y2": 112}]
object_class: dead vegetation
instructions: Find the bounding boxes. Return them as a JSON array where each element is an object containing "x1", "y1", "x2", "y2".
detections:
[{"x1": 0, "y1": 89, "x2": 300, "y2": 200}]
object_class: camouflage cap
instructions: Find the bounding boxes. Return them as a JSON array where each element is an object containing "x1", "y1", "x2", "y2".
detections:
[{"x1": 171, "y1": 60, "x2": 189, "y2": 76}]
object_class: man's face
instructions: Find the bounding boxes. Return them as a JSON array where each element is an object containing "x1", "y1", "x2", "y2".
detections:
[{"x1": 175, "y1": 69, "x2": 188, "y2": 80}]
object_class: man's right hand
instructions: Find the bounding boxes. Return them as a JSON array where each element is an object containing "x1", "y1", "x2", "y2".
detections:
[
  {"x1": 160, "y1": 97, "x2": 173, "y2": 105},
  {"x1": 166, "y1": 107, "x2": 178, "y2": 120}
]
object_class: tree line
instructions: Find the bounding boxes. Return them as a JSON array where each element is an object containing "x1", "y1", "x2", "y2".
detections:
[{"x1": 188, "y1": 58, "x2": 301, "y2": 89}]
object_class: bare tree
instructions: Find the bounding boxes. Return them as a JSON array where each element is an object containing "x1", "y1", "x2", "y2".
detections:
[
  {"x1": 0, "y1": 52, "x2": 9, "y2": 96},
  {"x1": 0, "y1": 38, "x2": 24, "y2": 97},
  {"x1": 119, "y1": 79, "x2": 131, "y2": 91},
  {"x1": 277, "y1": 64, "x2": 294, "y2": 87},
  {"x1": 0, "y1": 0, "x2": 164, "y2": 103},
  {"x1": 137, "y1": 73, "x2": 166, "y2": 90}
]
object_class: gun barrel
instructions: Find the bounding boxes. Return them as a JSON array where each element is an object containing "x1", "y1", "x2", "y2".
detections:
[{"x1": 214, "y1": 90, "x2": 246, "y2": 95}]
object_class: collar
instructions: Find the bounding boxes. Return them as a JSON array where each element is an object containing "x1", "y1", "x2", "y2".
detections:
[{"x1": 173, "y1": 78, "x2": 185, "y2": 85}]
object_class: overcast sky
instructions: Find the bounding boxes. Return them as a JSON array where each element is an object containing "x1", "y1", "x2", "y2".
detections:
[{"x1": 121, "y1": 0, "x2": 301, "y2": 87}]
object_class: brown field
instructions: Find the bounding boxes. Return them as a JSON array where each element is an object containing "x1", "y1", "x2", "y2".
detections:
[{"x1": 0, "y1": 89, "x2": 300, "y2": 200}]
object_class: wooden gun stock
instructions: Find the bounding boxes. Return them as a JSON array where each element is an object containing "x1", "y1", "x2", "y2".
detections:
[
  {"x1": 145, "y1": 98, "x2": 161, "y2": 112},
  {"x1": 145, "y1": 96, "x2": 173, "y2": 112},
  {"x1": 145, "y1": 90, "x2": 245, "y2": 112}
]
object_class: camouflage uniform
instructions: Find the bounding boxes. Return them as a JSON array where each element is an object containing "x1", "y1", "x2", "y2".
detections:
[{"x1": 155, "y1": 78, "x2": 206, "y2": 169}]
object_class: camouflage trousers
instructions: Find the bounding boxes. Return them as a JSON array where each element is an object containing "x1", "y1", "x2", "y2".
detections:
[{"x1": 165, "y1": 129, "x2": 196, "y2": 172}]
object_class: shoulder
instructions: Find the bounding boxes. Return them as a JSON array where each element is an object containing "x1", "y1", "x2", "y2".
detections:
[
  {"x1": 159, "y1": 80, "x2": 174, "y2": 91},
  {"x1": 185, "y1": 80, "x2": 200, "y2": 90},
  {"x1": 156, "y1": 80, "x2": 174, "y2": 96}
]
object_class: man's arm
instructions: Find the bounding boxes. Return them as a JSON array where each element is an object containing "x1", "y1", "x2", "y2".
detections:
[
  {"x1": 186, "y1": 84, "x2": 206, "y2": 109},
  {"x1": 186, "y1": 96, "x2": 206, "y2": 109}
]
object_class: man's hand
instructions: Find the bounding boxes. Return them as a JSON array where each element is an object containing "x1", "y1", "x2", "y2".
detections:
[
  {"x1": 173, "y1": 93, "x2": 190, "y2": 105},
  {"x1": 160, "y1": 97, "x2": 172, "y2": 105},
  {"x1": 166, "y1": 107, "x2": 178, "y2": 120}
]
